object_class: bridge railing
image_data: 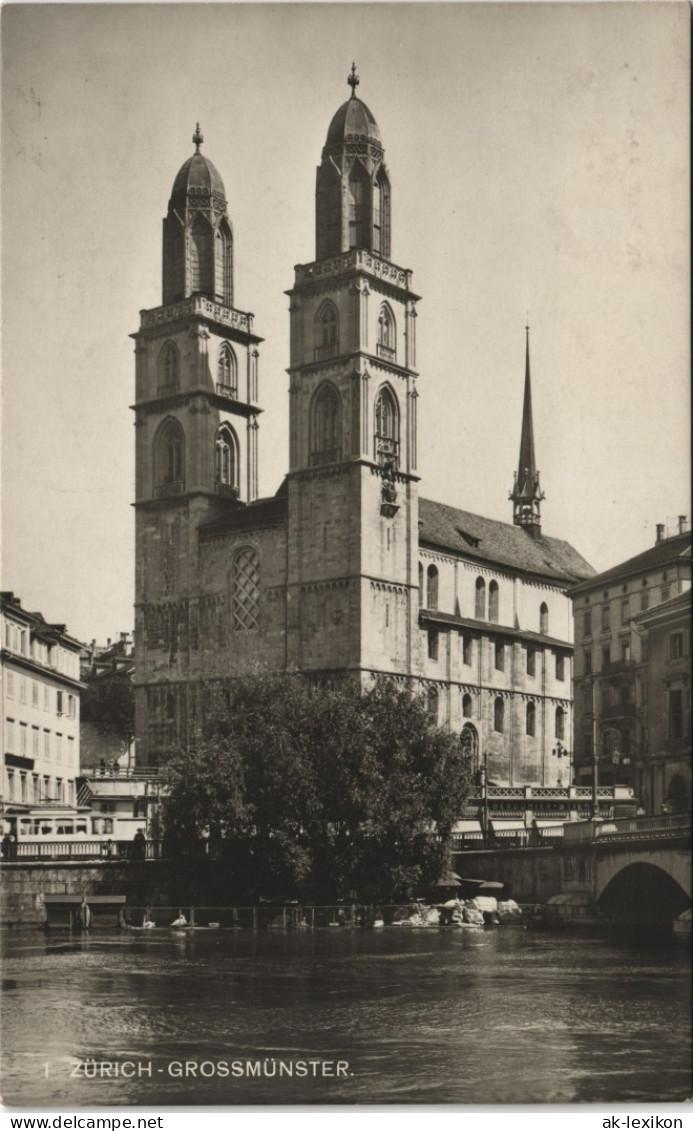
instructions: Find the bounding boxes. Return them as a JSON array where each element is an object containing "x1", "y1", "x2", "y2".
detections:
[{"x1": 593, "y1": 812, "x2": 690, "y2": 842}]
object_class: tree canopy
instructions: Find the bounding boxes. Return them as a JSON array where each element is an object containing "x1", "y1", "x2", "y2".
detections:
[
  {"x1": 161, "y1": 673, "x2": 473, "y2": 904},
  {"x1": 81, "y1": 668, "x2": 135, "y2": 747}
]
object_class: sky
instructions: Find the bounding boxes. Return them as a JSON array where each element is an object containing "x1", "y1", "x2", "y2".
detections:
[{"x1": 1, "y1": 2, "x2": 690, "y2": 644}]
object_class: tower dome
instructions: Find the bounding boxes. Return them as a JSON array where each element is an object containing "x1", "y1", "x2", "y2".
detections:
[
  {"x1": 162, "y1": 125, "x2": 234, "y2": 307},
  {"x1": 315, "y1": 66, "x2": 391, "y2": 261},
  {"x1": 324, "y1": 94, "x2": 381, "y2": 152}
]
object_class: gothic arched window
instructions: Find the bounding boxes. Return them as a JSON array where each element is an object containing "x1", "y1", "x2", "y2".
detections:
[
  {"x1": 158, "y1": 341, "x2": 179, "y2": 391},
  {"x1": 315, "y1": 302, "x2": 339, "y2": 359},
  {"x1": 311, "y1": 382, "x2": 341, "y2": 466},
  {"x1": 462, "y1": 692, "x2": 473, "y2": 718},
  {"x1": 374, "y1": 385, "x2": 399, "y2": 467},
  {"x1": 489, "y1": 580, "x2": 499, "y2": 623},
  {"x1": 555, "y1": 705, "x2": 565, "y2": 741},
  {"x1": 526, "y1": 701, "x2": 536, "y2": 737},
  {"x1": 427, "y1": 686, "x2": 439, "y2": 726},
  {"x1": 217, "y1": 342, "x2": 237, "y2": 395},
  {"x1": 154, "y1": 418, "x2": 185, "y2": 492},
  {"x1": 494, "y1": 697, "x2": 505, "y2": 733},
  {"x1": 214, "y1": 219, "x2": 232, "y2": 305},
  {"x1": 327, "y1": 173, "x2": 341, "y2": 255},
  {"x1": 540, "y1": 602, "x2": 549, "y2": 635},
  {"x1": 348, "y1": 163, "x2": 368, "y2": 248},
  {"x1": 190, "y1": 214, "x2": 213, "y2": 295},
  {"x1": 418, "y1": 562, "x2": 424, "y2": 607},
  {"x1": 373, "y1": 169, "x2": 391, "y2": 257},
  {"x1": 377, "y1": 304, "x2": 396, "y2": 360},
  {"x1": 216, "y1": 424, "x2": 239, "y2": 490},
  {"x1": 232, "y1": 547, "x2": 260, "y2": 631},
  {"x1": 475, "y1": 577, "x2": 486, "y2": 620},
  {"x1": 427, "y1": 565, "x2": 439, "y2": 611}
]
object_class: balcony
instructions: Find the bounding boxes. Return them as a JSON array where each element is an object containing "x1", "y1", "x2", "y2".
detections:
[
  {"x1": 216, "y1": 382, "x2": 238, "y2": 400},
  {"x1": 601, "y1": 702, "x2": 636, "y2": 720},
  {"x1": 376, "y1": 342, "x2": 396, "y2": 361},
  {"x1": 602, "y1": 658, "x2": 636, "y2": 674}
]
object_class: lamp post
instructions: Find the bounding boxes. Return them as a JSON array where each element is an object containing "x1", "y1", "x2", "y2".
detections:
[
  {"x1": 476, "y1": 752, "x2": 489, "y2": 845},
  {"x1": 551, "y1": 741, "x2": 571, "y2": 788}
]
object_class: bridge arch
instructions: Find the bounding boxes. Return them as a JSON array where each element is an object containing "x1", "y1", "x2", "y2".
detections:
[{"x1": 596, "y1": 861, "x2": 690, "y2": 924}]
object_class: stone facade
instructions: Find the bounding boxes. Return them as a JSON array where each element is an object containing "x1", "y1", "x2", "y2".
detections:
[
  {"x1": 134, "y1": 80, "x2": 595, "y2": 785},
  {"x1": 569, "y1": 522, "x2": 691, "y2": 809}
]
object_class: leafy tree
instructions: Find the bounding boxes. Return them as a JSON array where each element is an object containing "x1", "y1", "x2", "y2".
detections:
[
  {"x1": 161, "y1": 673, "x2": 472, "y2": 904},
  {"x1": 81, "y1": 670, "x2": 135, "y2": 748}
]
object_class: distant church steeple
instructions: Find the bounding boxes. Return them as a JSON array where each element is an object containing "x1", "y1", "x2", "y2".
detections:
[{"x1": 510, "y1": 326, "x2": 545, "y2": 537}]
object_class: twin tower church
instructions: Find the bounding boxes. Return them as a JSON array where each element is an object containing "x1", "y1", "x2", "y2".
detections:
[{"x1": 132, "y1": 70, "x2": 595, "y2": 782}]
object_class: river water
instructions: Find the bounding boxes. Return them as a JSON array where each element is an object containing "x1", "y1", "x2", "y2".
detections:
[{"x1": 1, "y1": 926, "x2": 690, "y2": 1107}]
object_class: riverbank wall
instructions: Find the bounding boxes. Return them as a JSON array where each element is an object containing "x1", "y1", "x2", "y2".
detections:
[
  {"x1": 2, "y1": 846, "x2": 565, "y2": 926},
  {"x1": 452, "y1": 846, "x2": 562, "y2": 903}
]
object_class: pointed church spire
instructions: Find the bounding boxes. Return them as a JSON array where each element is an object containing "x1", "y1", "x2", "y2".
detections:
[{"x1": 510, "y1": 325, "x2": 545, "y2": 537}]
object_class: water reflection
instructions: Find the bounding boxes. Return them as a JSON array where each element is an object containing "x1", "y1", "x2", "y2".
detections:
[{"x1": 2, "y1": 927, "x2": 690, "y2": 1106}]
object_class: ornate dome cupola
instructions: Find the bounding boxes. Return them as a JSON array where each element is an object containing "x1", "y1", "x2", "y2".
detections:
[
  {"x1": 162, "y1": 124, "x2": 234, "y2": 307},
  {"x1": 316, "y1": 65, "x2": 391, "y2": 261}
]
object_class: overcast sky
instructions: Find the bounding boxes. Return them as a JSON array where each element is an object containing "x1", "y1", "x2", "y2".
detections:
[{"x1": 2, "y1": 3, "x2": 690, "y2": 644}]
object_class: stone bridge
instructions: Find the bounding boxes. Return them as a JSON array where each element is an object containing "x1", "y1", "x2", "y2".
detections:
[{"x1": 552, "y1": 813, "x2": 691, "y2": 926}]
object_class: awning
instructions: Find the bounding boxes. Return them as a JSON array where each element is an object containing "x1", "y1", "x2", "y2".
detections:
[
  {"x1": 453, "y1": 819, "x2": 483, "y2": 834},
  {"x1": 533, "y1": 819, "x2": 566, "y2": 830},
  {"x1": 490, "y1": 820, "x2": 528, "y2": 837}
]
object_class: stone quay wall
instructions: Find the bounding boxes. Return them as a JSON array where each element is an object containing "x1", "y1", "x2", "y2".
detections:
[{"x1": 452, "y1": 847, "x2": 562, "y2": 904}]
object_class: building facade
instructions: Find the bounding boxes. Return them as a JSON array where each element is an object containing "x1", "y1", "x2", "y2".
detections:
[
  {"x1": 631, "y1": 589, "x2": 690, "y2": 813},
  {"x1": 569, "y1": 522, "x2": 691, "y2": 809},
  {"x1": 1, "y1": 592, "x2": 84, "y2": 828},
  {"x1": 133, "y1": 74, "x2": 595, "y2": 785}
]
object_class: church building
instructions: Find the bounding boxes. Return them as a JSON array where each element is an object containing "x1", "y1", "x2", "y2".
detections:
[{"x1": 132, "y1": 71, "x2": 595, "y2": 785}]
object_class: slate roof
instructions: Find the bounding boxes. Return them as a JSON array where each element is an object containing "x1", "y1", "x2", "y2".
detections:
[
  {"x1": 568, "y1": 530, "x2": 691, "y2": 595},
  {"x1": 418, "y1": 497, "x2": 595, "y2": 585}
]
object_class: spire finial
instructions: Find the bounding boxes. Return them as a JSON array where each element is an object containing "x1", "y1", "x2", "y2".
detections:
[
  {"x1": 348, "y1": 62, "x2": 360, "y2": 98},
  {"x1": 192, "y1": 123, "x2": 203, "y2": 153}
]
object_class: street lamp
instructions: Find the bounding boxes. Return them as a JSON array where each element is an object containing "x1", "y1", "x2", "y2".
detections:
[
  {"x1": 475, "y1": 752, "x2": 489, "y2": 845},
  {"x1": 551, "y1": 741, "x2": 571, "y2": 787}
]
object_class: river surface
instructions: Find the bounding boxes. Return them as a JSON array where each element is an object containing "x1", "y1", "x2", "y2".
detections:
[{"x1": 1, "y1": 925, "x2": 690, "y2": 1107}]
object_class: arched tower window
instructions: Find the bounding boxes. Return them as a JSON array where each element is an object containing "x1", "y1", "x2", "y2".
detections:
[
  {"x1": 214, "y1": 219, "x2": 232, "y2": 305},
  {"x1": 555, "y1": 706, "x2": 565, "y2": 741},
  {"x1": 215, "y1": 424, "x2": 239, "y2": 490},
  {"x1": 217, "y1": 342, "x2": 237, "y2": 395},
  {"x1": 526, "y1": 701, "x2": 536, "y2": 737},
  {"x1": 374, "y1": 386, "x2": 399, "y2": 467},
  {"x1": 489, "y1": 580, "x2": 499, "y2": 623},
  {"x1": 427, "y1": 565, "x2": 439, "y2": 611},
  {"x1": 327, "y1": 172, "x2": 341, "y2": 256},
  {"x1": 190, "y1": 215, "x2": 213, "y2": 295},
  {"x1": 154, "y1": 418, "x2": 185, "y2": 494},
  {"x1": 348, "y1": 163, "x2": 368, "y2": 249},
  {"x1": 460, "y1": 723, "x2": 479, "y2": 771},
  {"x1": 232, "y1": 547, "x2": 260, "y2": 631},
  {"x1": 315, "y1": 302, "x2": 339, "y2": 359},
  {"x1": 377, "y1": 304, "x2": 396, "y2": 360},
  {"x1": 462, "y1": 692, "x2": 473, "y2": 718},
  {"x1": 494, "y1": 697, "x2": 505, "y2": 733},
  {"x1": 158, "y1": 341, "x2": 180, "y2": 392},
  {"x1": 310, "y1": 382, "x2": 341, "y2": 466},
  {"x1": 475, "y1": 578, "x2": 486, "y2": 620},
  {"x1": 540, "y1": 602, "x2": 549, "y2": 635},
  {"x1": 373, "y1": 168, "x2": 391, "y2": 257},
  {"x1": 427, "y1": 686, "x2": 439, "y2": 726},
  {"x1": 418, "y1": 562, "x2": 424, "y2": 607}
]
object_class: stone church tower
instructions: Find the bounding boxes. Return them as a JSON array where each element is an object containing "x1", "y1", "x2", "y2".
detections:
[
  {"x1": 131, "y1": 74, "x2": 595, "y2": 787},
  {"x1": 132, "y1": 126, "x2": 263, "y2": 761},
  {"x1": 285, "y1": 66, "x2": 422, "y2": 676}
]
